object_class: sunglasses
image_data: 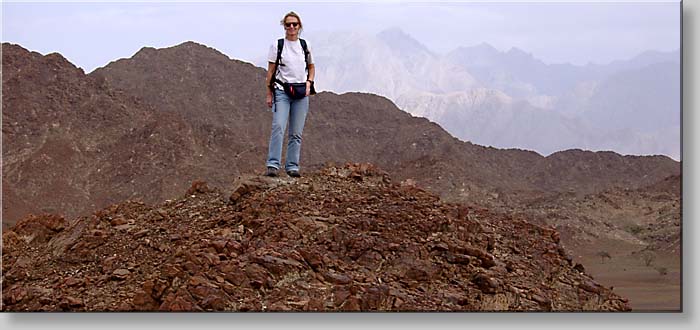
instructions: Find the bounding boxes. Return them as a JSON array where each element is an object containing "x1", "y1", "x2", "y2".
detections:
[{"x1": 284, "y1": 22, "x2": 300, "y2": 28}]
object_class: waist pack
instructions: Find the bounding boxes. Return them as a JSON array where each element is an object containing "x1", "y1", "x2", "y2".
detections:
[{"x1": 281, "y1": 81, "x2": 314, "y2": 100}]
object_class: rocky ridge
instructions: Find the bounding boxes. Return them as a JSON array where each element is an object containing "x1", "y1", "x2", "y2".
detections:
[{"x1": 1, "y1": 164, "x2": 630, "y2": 311}]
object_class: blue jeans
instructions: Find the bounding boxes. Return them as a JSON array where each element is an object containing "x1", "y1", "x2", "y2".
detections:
[{"x1": 266, "y1": 89, "x2": 309, "y2": 172}]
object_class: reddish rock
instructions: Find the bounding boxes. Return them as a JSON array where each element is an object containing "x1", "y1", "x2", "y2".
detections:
[
  {"x1": 245, "y1": 263, "x2": 270, "y2": 288},
  {"x1": 4, "y1": 285, "x2": 28, "y2": 305},
  {"x1": 333, "y1": 286, "x2": 351, "y2": 307},
  {"x1": 323, "y1": 272, "x2": 352, "y2": 285},
  {"x1": 63, "y1": 277, "x2": 83, "y2": 288},
  {"x1": 59, "y1": 296, "x2": 83, "y2": 309},
  {"x1": 187, "y1": 181, "x2": 210, "y2": 195},
  {"x1": 579, "y1": 281, "x2": 602, "y2": 294},
  {"x1": 472, "y1": 273, "x2": 499, "y2": 294},
  {"x1": 133, "y1": 290, "x2": 159, "y2": 310},
  {"x1": 341, "y1": 296, "x2": 361, "y2": 311},
  {"x1": 110, "y1": 217, "x2": 128, "y2": 226},
  {"x1": 299, "y1": 249, "x2": 324, "y2": 270}
]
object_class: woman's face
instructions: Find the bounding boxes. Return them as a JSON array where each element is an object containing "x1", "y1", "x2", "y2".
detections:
[{"x1": 284, "y1": 16, "x2": 300, "y2": 37}]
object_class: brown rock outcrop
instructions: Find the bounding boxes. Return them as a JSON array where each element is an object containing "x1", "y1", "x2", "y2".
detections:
[{"x1": 2, "y1": 164, "x2": 630, "y2": 312}]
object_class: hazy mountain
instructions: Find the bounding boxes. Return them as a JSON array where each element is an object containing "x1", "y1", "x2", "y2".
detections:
[
  {"x1": 582, "y1": 62, "x2": 680, "y2": 132},
  {"x1": 274, "y1": 29, "x2": 478, "y2": 100},
  {"x1": 305, "y1": 28, "x2": 680, "y2": 159},
  {"x1": 397, "y1": 90, "x2": 592, "y2": 155},
  {"x1": 446, "y1": 45, "x2": 680, "y2": 100},
  {"x1": 446, "y1": 44, "x2": 570, "y2": 98}
]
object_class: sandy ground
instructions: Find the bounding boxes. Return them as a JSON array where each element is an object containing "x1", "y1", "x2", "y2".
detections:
[{"x1": 574, "y1": 239, "x2": 681, "y2": 311}]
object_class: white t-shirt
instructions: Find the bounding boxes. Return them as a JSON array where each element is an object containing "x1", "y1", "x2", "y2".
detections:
[{"x1": 267, "y1": 38, "x2": 314, "y2": 89}]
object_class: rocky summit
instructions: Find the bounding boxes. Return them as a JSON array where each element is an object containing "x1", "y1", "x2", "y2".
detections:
[{"x1": 2, "y1": 163, "x2": 629, "y2": 312}]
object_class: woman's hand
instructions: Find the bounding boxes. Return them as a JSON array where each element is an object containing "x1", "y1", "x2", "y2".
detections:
[
  {"x1": 266, "y1": 91, "x2": 273, "y2": 108},
  {"x1": 305, "y1": 81, "x2": 311, "y2": 96}
]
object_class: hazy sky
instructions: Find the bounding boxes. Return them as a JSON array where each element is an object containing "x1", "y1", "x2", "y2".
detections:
[{"x1": 2, "y1": 0, "x2": 681, "y2": 73}]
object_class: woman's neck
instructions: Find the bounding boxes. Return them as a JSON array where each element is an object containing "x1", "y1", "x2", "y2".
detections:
[{"x1": 285, "y1": 35, "x2": 299, "y2": 41}]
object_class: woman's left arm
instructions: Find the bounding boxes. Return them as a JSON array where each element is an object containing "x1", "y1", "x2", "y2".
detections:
[{"x1": 306, "y1": 64, "x2": 315, "y2": 96}]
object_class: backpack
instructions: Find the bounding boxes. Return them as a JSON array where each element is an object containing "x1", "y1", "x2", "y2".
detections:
[{"x1": 271, "y1": 38, "x2": 316, "y2": 98}]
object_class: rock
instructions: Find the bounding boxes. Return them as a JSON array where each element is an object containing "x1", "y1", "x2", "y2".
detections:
[
  {"x1": 341, "y1": 296, "x2": 361, "y2": 311},
  {"x1": 201, "y1": 294, "x2": 228, "y2": 310},
  {"x1": 229, "y1": 177, "x2": 267, "y2": 203},
  {"x1": 245, "y1": 263, "x2": 270, "y2": 289},
  {"x1": 305, "y1": 298, "x2": 325, "y2": 311},
  {"x1": 579, "y1": 281, "x2": 602, "y2": 294},
  {"x1": 110, "y1": 217, "x2": 128, "y2": 226},
  {"x1": 551, "y1": 231, "x2": 561, "y2": 243},
  {"x1": 252, "y1": 254, "x2": 303, "y2": 276},
  {"x1": 59, "y1": 296, "x2": 83, "y2": 309},
  {"x1": 299, "y1": 249, "x2": 323, "y2": 270},
  {"x1": 405, "y1": 267, "x2": 430, "y2": 282},
  {"x1": 133, "y1": 290, "x2": 158, "y2": 310},
  {"x1": 323, "y1": 272, "x2": 352, "y2": 285},
  {"x1": 472, "y1": 273, "x2": 499, "y2": 294},
  {"x1": 187, "y1": 181, "x2": 210, "y2": 195},
  {"x1": 112, "y1": 268, "x2": 130, "y2": 280},
  {"x1": 452, "y1": 245, "x2": 496, "y2": 268},
  {"x1": 530, "y1": 291, "x2": 551, "y2": 306},
  {"x1": 210, "y1": 240, "x2": 227, "y2": 253},
  {"x1": 188, "y1": 275, "x2": 211, "y2": 287},
  {"x1": 134, "y1": 229, "x2": 150, "y2": 238},
  {"x1": 444, "y1": 252, "x2": 473, "y2": 265},
  {"x1": 63, "y1": 277, "x2": 83, "y2": 288},
  {"x1": 4, "y1": 285, "x2": 28, "y2": 305},
  {"x1": 361, "y1": 285, "x2": 389, "y2": 310},
  {"x1": 333, "y1": 286, "x2": 351, "y2": 307}
]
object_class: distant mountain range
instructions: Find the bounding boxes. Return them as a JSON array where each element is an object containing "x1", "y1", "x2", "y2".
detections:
[{"x1": 266, "y1": 28, "x2": 680, "y2": 159}]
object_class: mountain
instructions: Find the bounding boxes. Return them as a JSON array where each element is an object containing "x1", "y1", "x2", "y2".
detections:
[
  {"x1": 582, "y1": 62, "x2": 680, "y2": 132},
  {"x1": 446, "y1": 46, "x2": 680, "y2": 100},
  {"x1": 1, "y1": 43, "x2": 197, "y2": 227},
  {"x1": 1, "y1": 163, "x2": 630, "y2": 311},
  {"x1": 2, "y1": 41, "x2": 680, "y2": 228},
  {"x1": 396, "y1": 89, "x2": 592, "y2": 155},
  {"x1": 447, "y1": 44, "x2": 569, "y2": 98},
  {"x1": 308, "y1": 29, "x2": 680, "y2": 159},
  {"x1": 306, "y1": 30, "x2": 477, "y2": 100}
]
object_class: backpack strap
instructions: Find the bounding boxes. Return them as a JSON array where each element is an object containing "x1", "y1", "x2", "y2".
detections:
[
  {"x1": 275, "y1": 38, "x2": 285, "y2": 68},
  {"x1": 271, "y1": 38, "x2": 285, "y2": 89},
  {"x1": 300, "y1": 38, "x2": 316, "y2": 95},
  {"x1": 300, "y1": 39, "x2": 310, "y2": 75}
]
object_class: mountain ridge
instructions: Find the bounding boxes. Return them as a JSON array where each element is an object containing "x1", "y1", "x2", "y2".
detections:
[{"x1": 2, "y1": 41, "x2": 680, "y2": 228}]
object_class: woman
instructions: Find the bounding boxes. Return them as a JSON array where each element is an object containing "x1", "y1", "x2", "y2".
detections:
[{"x1": 264, "y1": 11, "x2": 315, "y2": 178}]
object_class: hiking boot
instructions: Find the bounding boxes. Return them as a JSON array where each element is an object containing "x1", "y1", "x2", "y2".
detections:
[
  {"x1": 265, "y1": 167, "x2": 279, "y2": 177},
  {"x1": 286, "y1": 170, "x2": 301, "y2": 178}
]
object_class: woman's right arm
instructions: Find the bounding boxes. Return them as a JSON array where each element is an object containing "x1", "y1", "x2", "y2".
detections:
[{"x1": 266, "y1": 62, "x2": 276, "y2": 108}]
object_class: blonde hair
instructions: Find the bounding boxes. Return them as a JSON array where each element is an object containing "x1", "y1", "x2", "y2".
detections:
[{"x1": 280, "y1": 11, "x2": 303, "y2": 34}]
